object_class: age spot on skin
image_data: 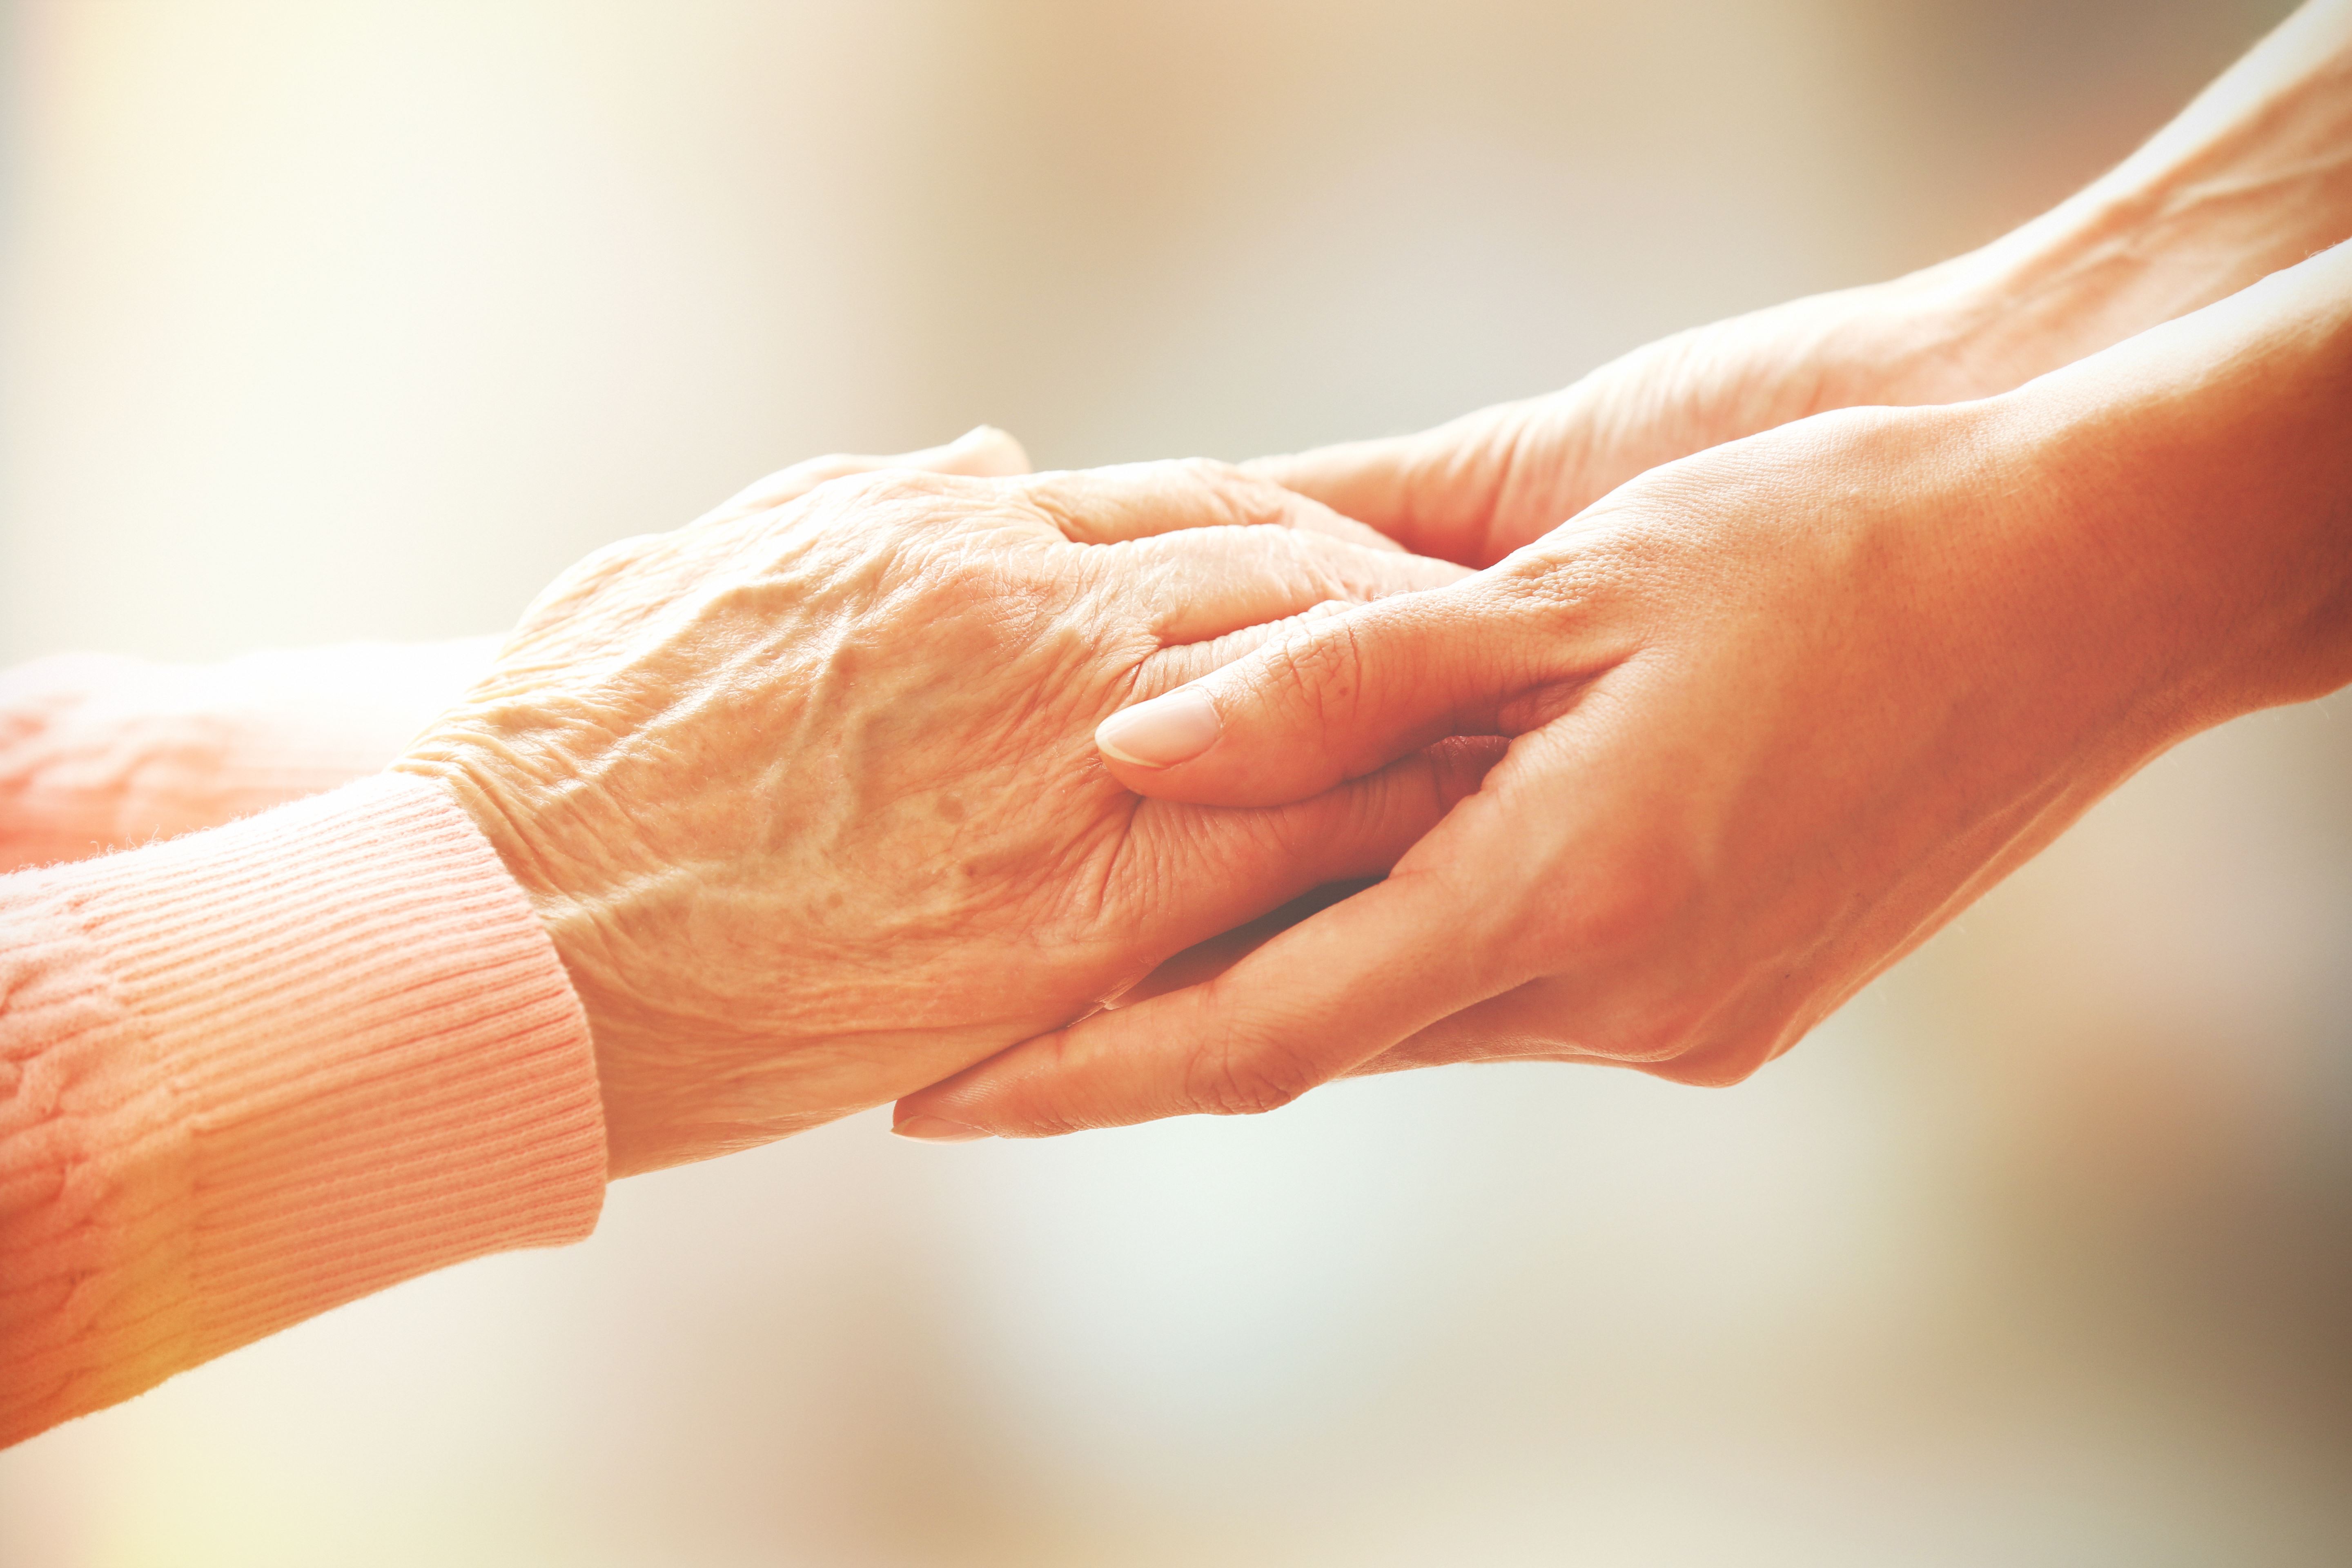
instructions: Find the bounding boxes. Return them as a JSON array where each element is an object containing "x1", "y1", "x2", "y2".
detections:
[{"x1": 937, "y1": 795, "x2": 968, "y2": 823}]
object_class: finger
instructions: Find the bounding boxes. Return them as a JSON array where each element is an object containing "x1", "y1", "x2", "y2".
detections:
[
  {"x1": 1111, "y1": 522, "x2": 1468, "y2": 647},
  {"x1": 1092, "y1": 584, "x2": 1551, "y2": 807},
  {"x1": 1341, "y1": 975, "x2": 1607, "y2": 1075},
  {"x1": 1352, "y1": 1011, "x2": 1776, "y2": 1090},
  {"x1": 1145, "y1": 598, "x2": 1358, "y2": 688},
  {"x1": 1101, "y1": 879, "x2": 1375, "y2": 1011},
  {"x1": 1122, "y1": 732, "x2": 1506, "y2": 942},
  {"x1": 897, "y1": 840, "x2": 1520, "y2": 1137},
  {"x1": 1243, "y1": 398, "x2": 1555, "y2": 568},
  {"x1": 691, "y1": 425, "x2": 1031, "y2": 528},
  {"x1": 1025, "y1": 458, "x2": 1408, "y2": 551}
]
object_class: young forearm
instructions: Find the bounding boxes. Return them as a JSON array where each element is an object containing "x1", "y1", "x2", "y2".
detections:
[{"x1": 2005, "y1": 238, "x2": 2352, "y2": 747}]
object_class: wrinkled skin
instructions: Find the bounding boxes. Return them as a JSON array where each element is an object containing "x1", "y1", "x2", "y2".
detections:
[
  {"x1": 0, "y1": 425, "x2": 1039, "y2": 874},
  {"x1": 395, "y1": 459, "x2": 1488, "y2": 1174},
  {"x1": 897, "y1": 248, "x2": 2352, "y2": 1135},
  {"x1": 893, "y1": 8, "x2": 2352, "y2": 1138}
]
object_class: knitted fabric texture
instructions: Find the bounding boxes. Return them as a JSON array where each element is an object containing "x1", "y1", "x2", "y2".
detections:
[{"x1": 0, "y1": 774, "x2": 604, "y2": 1445}]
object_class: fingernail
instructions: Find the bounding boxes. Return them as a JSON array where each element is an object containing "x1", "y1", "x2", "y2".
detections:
[
  {"x1": 1096, "y1": 688, "x2": 1221, "y2": 769},
  {"x1": 893, "y1": 1114, "x2": 992, "y2": 1143}
]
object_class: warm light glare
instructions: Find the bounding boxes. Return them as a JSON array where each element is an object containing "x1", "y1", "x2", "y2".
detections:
[{"x1": 3, "y1": 2, "x2": 2345, "y2": 1564}]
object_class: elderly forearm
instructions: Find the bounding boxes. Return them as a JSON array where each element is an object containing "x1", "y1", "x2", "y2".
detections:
[{"x1": 1933, "y1": 0, "x2": 2352, "y2": 390}]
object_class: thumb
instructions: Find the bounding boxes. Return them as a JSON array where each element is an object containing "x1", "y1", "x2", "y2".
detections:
[
  {"x1": 893, "y1": 854, "x2": 1515, "y2": 1138},
  {"x1": 1093, "y1": 584, "x2": 1522, "y2": 808}
]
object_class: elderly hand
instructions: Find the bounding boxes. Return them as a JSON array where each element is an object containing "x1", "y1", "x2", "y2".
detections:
[
  {"x1": 689, "y1": 423, "x2": 1032, "y2": 528},
  {"x1": 893, "y1": 244, "x2": 2352, "y2": 1136},
  {"x1": 394, "y1": 459, "x2": 1489, "y2": 1174},
  {"x1": 0, "y1": 426, "x2": 1035, "y2": 872}
]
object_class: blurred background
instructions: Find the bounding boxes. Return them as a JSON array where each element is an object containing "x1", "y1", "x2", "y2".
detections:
[{"x1": 4, "y1": 0, "x2": 2348, "y2": 1563}]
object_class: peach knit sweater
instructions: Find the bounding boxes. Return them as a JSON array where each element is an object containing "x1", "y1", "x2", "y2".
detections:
[{"x1": 0, "y1": 645, "x2": 606, "y2": 1446}]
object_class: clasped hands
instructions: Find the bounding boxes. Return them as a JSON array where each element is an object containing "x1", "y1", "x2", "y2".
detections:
[
  {"x1": 396, "y1": 259, "x2": 2351, "y2": 1176},
  {"x1": 395, "y1": 3, "x2": 2352, "y2": 1170}
]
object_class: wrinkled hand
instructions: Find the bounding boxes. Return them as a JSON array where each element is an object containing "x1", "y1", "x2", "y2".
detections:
[
  {"x1": 900, "y1": 405, "x2": 2076, "y2": 1130},
  {"x1": 690, "y1": 423, "x2": 1032, "y2": 528},
  {"x1": 894, "y1": 249, "x2": 2352, "y2": 1135},
  {"x1": 0, "y1": 427, "x2": 1035, "y2": 872},
  {"x1": 395, "y1": 458, "x2": 1490, "y2": 1174}
]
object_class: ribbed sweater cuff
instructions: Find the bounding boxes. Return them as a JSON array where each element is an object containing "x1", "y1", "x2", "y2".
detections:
[{"x1": 1, "y1": 774, "x2": 605, "y2": 1444}]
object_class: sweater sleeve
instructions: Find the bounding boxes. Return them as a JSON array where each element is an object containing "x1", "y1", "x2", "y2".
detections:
[
  {"x1": 0, "y1": 639, "x2": 499, "y2": 873},
  {"x1": 0, "y1": 773, "x2": 606, "y2": 1447}
]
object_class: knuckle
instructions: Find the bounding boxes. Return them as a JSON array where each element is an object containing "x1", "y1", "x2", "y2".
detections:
[
  {"x1": 1260, "y1": 616, "x2": 1369, "y2": 736},
  {"x1": 1640, "y1": 1028, "x2": 1779, "y2": 1087},
  {"x1": 1169, "y1": 454, "x2": 1246, "y2": 489},
  {"x1": 1004, "y1": 1091, "x2": 1103, "y2": 1138},
  {"x1": 1169, "y1": 457, "x2": 1286, "y2": 526},
  {"x1": 1193, "y1": 1062, "x2": 1307, "y2": 1118},
  {"x1": 1462, "y1": 404, "x2": 1544, "y2": 512},
  {"x1": 699, "y1": 456, "x2": 865, "y2": 525},
  {"x1": 816, "y1": 467, "x2": 942, "y2": 512},
  {"x1": 1185, "y1": 1014, "x2": 1322, "y2": 1118},
  {"x1": 1575, "y1": 977, "x2": 1803, "y2": 1085},
  {"x1": 1166, "y1": 451, "x2": 1242, "y2": 482},
  {"x1": 1020, "y1": 481, "x2": 1089, "y2": 539},
  {"x1": 1586, "y1": 1000, "x2": 1714, "y2": 1067},
  {"x1": 1486, "y1": 544, "x2": 1610, "y2": 624},
  {"x1": 775, "y1": 470, "x2": 943, "y2": 551}
]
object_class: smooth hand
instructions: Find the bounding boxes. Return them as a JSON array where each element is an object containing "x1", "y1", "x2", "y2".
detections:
[
  {"x1": 395, "y1": 459, "x2": 1492, "y2": 1174},
  {"x1": 896, "y1": 246, "x2": 2352, "y2": 1136}
]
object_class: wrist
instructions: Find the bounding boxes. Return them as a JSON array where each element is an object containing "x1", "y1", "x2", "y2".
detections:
[
  {"x1": 0, "y1": 777, "x2": 606, "y2": 1439},
  {"x1": 1915, "y1": 200, "x2": 2256, "y2": 404},
  {"x1": 1986, "y1": 243, "x2": 2352, "y2": 739},
  {"x1": 394, "y1": 726, "x2": 808, "y2": 1179},
  {"x1": 1904, "y1": 3, "x2": 2352, "y2": 403},
  {"x1": 1858, "y1": 193, "x2": 2242, "y2": 412},
  {"x1": 388, "y1": 733, "x2": 634, "y2": 1149}
]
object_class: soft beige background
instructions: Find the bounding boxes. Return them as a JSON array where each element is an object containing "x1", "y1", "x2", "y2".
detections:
[{"x1": 4, "y1": 2, "x2": 2348, "y2": 1564}]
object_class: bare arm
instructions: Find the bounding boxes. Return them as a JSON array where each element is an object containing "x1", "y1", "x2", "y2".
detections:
[
  {"x1": 898, "y1": 239, "x2": 2352, "y2": 1135},
  {"x1": 1249, "y1": 0, "x2": 2352, "y2": 567}
]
